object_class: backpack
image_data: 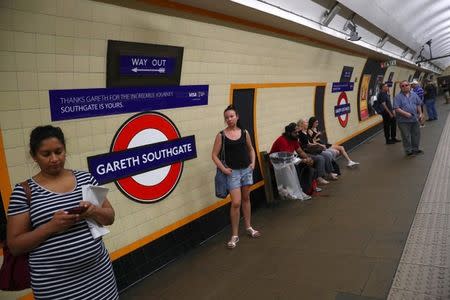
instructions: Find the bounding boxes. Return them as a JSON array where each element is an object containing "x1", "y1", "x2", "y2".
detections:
[{"x1": 372, "y1": 95, "x2": 384, "y2": 114}]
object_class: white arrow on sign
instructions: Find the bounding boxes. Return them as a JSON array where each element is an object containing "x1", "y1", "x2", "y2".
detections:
[{"x1": 131, "y1": 67, "x2": 166, "y2": 73}]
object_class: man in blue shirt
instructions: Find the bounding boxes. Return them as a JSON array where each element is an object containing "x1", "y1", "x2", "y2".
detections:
[
  {"x1": 411, "y1": 79, "x2": 425, "y2": 127},
  {"x1": 394, "y1": 80, "x2": 424, "y2": 156}
]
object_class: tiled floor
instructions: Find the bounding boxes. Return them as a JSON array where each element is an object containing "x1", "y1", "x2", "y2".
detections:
[{"x1": 121, "y1": 101, "x2": 450, "y2": 300}]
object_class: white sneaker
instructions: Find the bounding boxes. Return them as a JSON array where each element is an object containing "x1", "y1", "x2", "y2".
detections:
[
  {"x1": 317, "y1": 177, "x2": 329, "y2": 184},
  {"x1": 347, "y1": 161, "x2": 360, "y2": 167}
]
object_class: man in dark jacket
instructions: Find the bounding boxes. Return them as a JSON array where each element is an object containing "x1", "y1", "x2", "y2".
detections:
[
  {"x1": 377, "y1": 83, "x2": 400, "y2": 144},
  {"x1": 424, "y1": 80, "x2": 438, "y2": 121}
]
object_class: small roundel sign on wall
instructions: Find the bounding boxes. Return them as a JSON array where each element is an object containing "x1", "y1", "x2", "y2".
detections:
[
  {"x1": 87, "y1": 111, "x2": 197, "y2": 203},
  {"x1": 334, "y1": 92, "x2": 351, "y2": 128}
]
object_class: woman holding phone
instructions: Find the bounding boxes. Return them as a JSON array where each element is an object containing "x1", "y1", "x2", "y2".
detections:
[
  {"x1": 212, "y1": 105, "x2": 260, "y2": 249},
  {"x1": 7, "y1": 125, "x2": 118, "y2": 299},
  {"x1": 307, "y1": 117, "x2": 359, "y2": 168}
]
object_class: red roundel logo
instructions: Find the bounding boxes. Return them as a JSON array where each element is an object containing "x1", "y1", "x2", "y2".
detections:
[
  {"x1": 337, "y1": 92, "x2": 349, "y2": 128},
  {"x1": 111, "y1": 112, "x2": 183, "y2": 203}
]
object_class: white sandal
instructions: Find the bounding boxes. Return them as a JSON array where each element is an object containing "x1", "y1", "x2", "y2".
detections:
[
  {"x1": 227, "y1": 236, "x2": 239, "y2": 248},
  {"x1": 246, "y1": 227, "x2": 261, "y2": 238}
]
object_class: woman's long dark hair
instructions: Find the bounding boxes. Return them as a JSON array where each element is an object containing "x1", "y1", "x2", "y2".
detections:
[
  {"x1": 224, "y1": 105, "x2": 242, "y2": 129},
  {"x1": 308, "y1": 116, "x2": 318, "y2": 130}
]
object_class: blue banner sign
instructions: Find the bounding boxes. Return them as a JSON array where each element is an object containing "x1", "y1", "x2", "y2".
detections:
[
  {"x1": 120, "y1": 55, "x2": 176, "y2": 76},
  {"x1": 87, "y1": 135, "x2": 197, "y2": 184},
  {"x1": 49, "y1": 85, "x2": 208, "y2": 121},
  {"x1": 334, "y1": 103, "x2": 351, "y2": 117},
  {"x1": 386, "y1": 81, "x2": 393, "y2": 87},
  {"x1": 332, "y1": 82, "x2": 354, "y2": 93}
]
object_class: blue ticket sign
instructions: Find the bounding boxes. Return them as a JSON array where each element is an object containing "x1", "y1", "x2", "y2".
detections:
[
  {"x1": 120, "y1": 56, "x2": 176, "y2": 76},
  {"x1": 49, "y1": 85, "x2": 208, "y2": 121},
  {"x1": 87, "y1": 135, "x2": 197, "y2": 185},
  {"x1": 331, "y1": 82, "x2": 354, "y2": 93},
  {"x1": 334, "y1": 103, "x2": 351, "y2": 117}
]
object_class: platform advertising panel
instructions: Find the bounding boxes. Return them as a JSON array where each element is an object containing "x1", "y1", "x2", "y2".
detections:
[{"x1": 360, "y1": 75, "x2": 371, "y2": 120}]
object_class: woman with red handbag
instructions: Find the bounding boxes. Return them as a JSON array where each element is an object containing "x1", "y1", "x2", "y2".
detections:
[{"x1": 5, "y1": 125, "x2": 118, "y2": 299}]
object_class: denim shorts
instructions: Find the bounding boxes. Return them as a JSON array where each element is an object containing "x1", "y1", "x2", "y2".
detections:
[{"x1": 226, "y1": 167, "x2": 253, "y2": 191}]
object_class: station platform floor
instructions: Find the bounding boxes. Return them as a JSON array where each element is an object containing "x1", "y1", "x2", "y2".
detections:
[{"x1": 121, "y1": 99, "x2": 450, "y2": 300}]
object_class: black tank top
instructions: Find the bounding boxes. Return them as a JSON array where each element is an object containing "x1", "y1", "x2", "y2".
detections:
[{"x1": 223, "y1": 130, "x2": 250, "y2": 169}]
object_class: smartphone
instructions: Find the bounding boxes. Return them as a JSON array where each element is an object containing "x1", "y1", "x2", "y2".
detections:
[{"x1": 66, "y1": 206, "x2": 87, "y2": 215}]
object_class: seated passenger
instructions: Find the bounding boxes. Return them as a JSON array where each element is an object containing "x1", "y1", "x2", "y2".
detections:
[
  {"x1": 307, "y1": 116, "x2": 359, "y2": 168},
  {"x1": 297, "y1": 118, "x2": 338, "y2": 180},
  {"x1": 270, "y1": 123, "x2": 318, "y2": 193}
]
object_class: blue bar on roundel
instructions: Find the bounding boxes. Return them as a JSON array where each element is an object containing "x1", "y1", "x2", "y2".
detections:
[{"x1": 87, "y1": 135, "x2": 197, "y2": 185}]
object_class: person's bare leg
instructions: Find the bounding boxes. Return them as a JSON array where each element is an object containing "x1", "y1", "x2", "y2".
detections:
[
  {"x1": 229, "y1": 188, "x2": 241, "y2": 237},
  {"x1": 241, "y1": 185, "x2": 251, "y2": 229}
]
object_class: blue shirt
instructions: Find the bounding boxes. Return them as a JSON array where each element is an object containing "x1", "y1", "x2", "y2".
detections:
[
  {"x1": 394, "y1": 92, "x2": 421, "y2": 123},
  {"x1": 413, "y1": 86, "x2": 424, "y2": 103}
]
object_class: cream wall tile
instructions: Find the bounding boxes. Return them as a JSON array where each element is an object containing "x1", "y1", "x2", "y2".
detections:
[
  {"x1": 12, "y1": 10, "x2": 37, "y2": 33},
  {"x1": 92, "y1": 2, "x2": 121, "y2": 25},
  {"x1": 78, "y1": 135, "x2": 93, "y2": 153},
  {"x1": 73, "y1": 56, "x2": 89, "y2": 72},
  {"x1": 21, "y1": 109, "x2": 41, "y2": 127},
  {"x1": 2, "y1": 128, "x2": 24, "y2": 148},
  {"x1": 104, "y1": 24, "x2": 121, "y2": 41},
  {"x1": 0, "y1": 51, "x2": 16, "y2": 71},
  {"x1": 40, "y1": 109, "x2": 51, "y2": 124},
  {"x1": 0, "y1": 91, "x2": 19, "y2": 110},
  {"x1": 36, "y1": 53, "x2": 55, "y2": 72},
  {"x1": 14, "y1": 32, "x2": 36, "y2": 52},
  {"x1": 55, "y1": 17, "x2": 74, "y2": 37},
  {"x1": 36, "y1": 34, "x2": 55, "y2": 53},
  {"x1": 76, "y1": 120, "x2": 91, "y2": 137},
  {"x1": 0, "y1": 7, "x2": 13, "y2": 31},
  {"x1": 5, "y1": 147, "x2": 26, "y2": 166},
  {"x1": 0, "y1": 110, "x2": 22, "y2": 129},
  {"x1": 74, "y1": 20, "x2": 91, "y2": 38},
  {"x1": 17, "y1": 72, "x2": 38, "y2": 90},
  {"x1": 37, "y1": 72, "x2": 57, "y2": 90},
  {"x1": 14, "y1": 0, "x2": 57, "y2": 15},
  {"x1": 38, "y1": 91, "x2": 49, "y2": 108},
  {"x1": 18, "y1": 91, "x2": 39, "y2": 109},
  {"x1": 35, "y1": 14, "x2": 55, "y2": 35},
  {"x1": 89, "y1": 39, "x2": 105, "y2": 57},
  {"x1": 0, "y1": 71, "x2": 17, "y2": 91},
  {"x1": 55, "y1": 54, "x2": 73, "y2": 72},
  {"x1": 15, "y1": 52, "x2": 36, "y2": 72},
  {"x1": 0, "y1": 30, "x2": 14, "y2": 51},
  {"x1": 73, "y1": 38, "x2": 90, "y2": 55},
  {"x1": 55, "y1": 36, "x2": 74, "y2": 55},
  {"x1": 89, "y1": 56, "x2": 104, "y2": 73},
  {"x1": 72, "y1": 0, "x2": 93, "y2": 21},
  {"x1": 73, "y1": 72, "x2": 91, "y2": 88},
  {"x1": 9, "y1": 164, "x2": 30, "y2": 185},
  {"x1": 56, "y1": 72, "x2": 73, "y2": 89}
]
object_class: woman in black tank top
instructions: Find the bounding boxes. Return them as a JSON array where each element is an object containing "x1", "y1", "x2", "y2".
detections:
[{"x1": 212, "y1": 105, "x2": 260, "y2": 249}]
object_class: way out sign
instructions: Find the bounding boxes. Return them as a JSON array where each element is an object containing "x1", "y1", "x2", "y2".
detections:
[{"x1": 120, "y1": 55, "x2": 176, "y2": 76}]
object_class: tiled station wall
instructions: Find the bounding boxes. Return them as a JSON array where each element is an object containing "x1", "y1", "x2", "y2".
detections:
[{"x1": 0, "y1": 0, "x2": 417, "y2": 296}]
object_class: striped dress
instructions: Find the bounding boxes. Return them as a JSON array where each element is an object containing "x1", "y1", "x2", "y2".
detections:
[{"x1": 7, "y1": 170, "x2": 118, "y2": 300}]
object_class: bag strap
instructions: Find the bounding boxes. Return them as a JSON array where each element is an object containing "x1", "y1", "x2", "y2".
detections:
[
  {"x1": 19, "y1": 181, "x2": 31, "y2": 206},
  {"x1": 220, "y1": 131, "x2": 226, "y2": 163}
]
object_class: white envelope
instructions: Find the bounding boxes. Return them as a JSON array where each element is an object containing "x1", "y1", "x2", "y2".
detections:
[{"x1": 82, "y1": 185, "x2": 110, "y2": 239}]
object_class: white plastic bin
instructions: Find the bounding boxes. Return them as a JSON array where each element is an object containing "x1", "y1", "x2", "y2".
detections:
[{"x1": 269, "y1": 152, "x2": 309, "y2": 201}]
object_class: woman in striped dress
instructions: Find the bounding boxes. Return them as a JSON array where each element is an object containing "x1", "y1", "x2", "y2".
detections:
[{"x1": 7, "y1": 125, "x2": 118, "y2": 299}]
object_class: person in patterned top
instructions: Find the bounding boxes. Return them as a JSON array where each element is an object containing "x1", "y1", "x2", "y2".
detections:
[{"x1": 7, "y1": 125, "x2": 118, "y2": 299}]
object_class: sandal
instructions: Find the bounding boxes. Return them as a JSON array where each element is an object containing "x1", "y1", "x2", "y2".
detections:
[
  {"x1": 227, "y1": 236, "x2": 239, "y2": 249},
  {"x1": 246, "y1": 227, "x2": 261, "y2": 238}
]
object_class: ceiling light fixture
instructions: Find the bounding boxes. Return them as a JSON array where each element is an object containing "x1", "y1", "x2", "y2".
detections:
[{"x1": 322, "y1": 2, "x2": 341, "y2": 26}]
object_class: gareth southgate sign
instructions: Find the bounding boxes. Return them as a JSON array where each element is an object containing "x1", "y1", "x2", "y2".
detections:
[{"x1": 87, "y1": 112, "x2": 197, "y2": 203}]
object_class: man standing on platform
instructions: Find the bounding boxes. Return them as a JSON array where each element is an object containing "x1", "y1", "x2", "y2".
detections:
[
  {"x1": 411, "y1": 79, "x2": 425, "y2": 127},
  {"x1": 394, "y1": 80, "x2": 424, "y2": 156},
  {"x1": 377, "y1": 83, "x2": 400, "y2": 144}
]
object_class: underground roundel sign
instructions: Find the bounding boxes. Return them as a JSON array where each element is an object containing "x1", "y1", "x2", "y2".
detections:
[
  {"x1": 87, "y1": 111, "x2": 197, "y2": 203},
  {"x1": 334, "y1": 92, "x2": 351, "y2": 128}
]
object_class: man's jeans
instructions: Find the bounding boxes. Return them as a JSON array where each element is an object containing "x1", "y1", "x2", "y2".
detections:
[
  {"x1": 425, "y1": 98, "x2": 438, "y2": 120},
  {"x1": 397, "y1": 121, "x2": 421, "y2": 154}
]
